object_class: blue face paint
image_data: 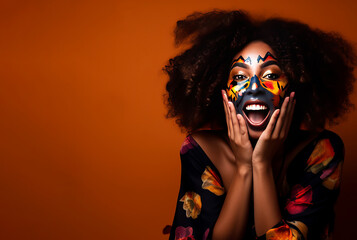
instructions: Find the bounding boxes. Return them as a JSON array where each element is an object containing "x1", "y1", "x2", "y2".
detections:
[
  {"x1": 230, "y1": 75, "x2": 276, "y2": 130},
  {"x1": 226, "y1": 47, "x2": 289, "y2": 137}
]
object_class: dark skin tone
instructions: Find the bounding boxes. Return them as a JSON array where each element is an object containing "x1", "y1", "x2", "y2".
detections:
[{"x1": 192, "y1": 41, "x2": 296, "y2": 239}]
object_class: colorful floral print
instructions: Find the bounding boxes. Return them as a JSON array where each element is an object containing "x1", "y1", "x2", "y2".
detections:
[
  {"x1": 265, "y1": 223, "x2": 293, "y2": 240},
  {"x1": 287, "y1": 221, "x2": 308, "y2": 240},
  {"x1": 169, "y1": 130, "x2": 343, "y2": 240},
  {"x1": 265, "y1": 221, "x2": 304, "y2": 240},
  {"x1": 175, "y1": 226, "x2": 195, "y2": 240},
  {"x1": 306, "y1": 139, "x2": 335, "y2": 174},
  {"x1": 322, "y1": 161, "x2": 343, "y2": 190},
  {"x1": 202, "y1": 228, "x2": 209, "y2": 240},
  {"x1": 201, "y1": 166, "x2": 225, "y2": 196},
  {"x1": 180, "y1": 192, "x2": 202, "y2": 219},
  {"x1": 180, "y1": 136, "x2": 198, "y2": 154},
  {"x1": 285, "y1": 184, "x2": 313, "y2": 215}
]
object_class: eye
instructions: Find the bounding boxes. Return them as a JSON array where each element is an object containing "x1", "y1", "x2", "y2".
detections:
[
  {"x1": 263, "y1": 73, "x2": 280, "y2": 80},
  {"x1": 233, "y1": 74, "x2": 248, "y2": 81}
]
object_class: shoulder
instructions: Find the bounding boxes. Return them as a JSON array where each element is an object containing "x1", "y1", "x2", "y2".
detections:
[
  {"x1": 317, "y1": 130, "x2": 344, "y2": 151},
  {"x1": 306, "y1": 130, "x2": 344, "y2": 167},
  {"x1": 303, "y1": 130, "x2": 344, "y2": 189},
  {"x1": 190, "y1": 130, "x2": 235, "y2": 164},
  {"x1": 179, "y1": 131, "x2": 226, "y2": 156},
  {"x1": 293, "y1": 130, "x2": 344, "y2": 164},
  {"x1": 288, "y1": 130, "x2": 344, "y2": 185},
  {"x1": 190, "y1": 130, "x2": 227, "y2": 151},
  {"x1": 178, "y1": 132, "x2": 227, "y2": 195},
  {"x1": 179, "y1": 132, "x2": 217, "y2": 173},
  {"x1": 179, "y1": 130, "x2": 228, "y2": 163},
  {"x1": 180, "y1": 135, "x2": 199, "y2": 155}
]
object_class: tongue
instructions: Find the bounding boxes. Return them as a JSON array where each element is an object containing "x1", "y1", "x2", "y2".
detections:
[{"x1": 247, "y1": 111, "x2": 266, "y2": 124}]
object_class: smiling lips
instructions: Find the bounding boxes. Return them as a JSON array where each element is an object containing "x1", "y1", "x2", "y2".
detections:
[{"x1": 242, "y1": 100, "x2": 270, "y2": 127}]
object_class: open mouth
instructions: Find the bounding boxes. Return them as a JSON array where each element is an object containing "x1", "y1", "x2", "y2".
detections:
[{"x1": 242, "y1": 101, "x2": 270, "y2": 127}]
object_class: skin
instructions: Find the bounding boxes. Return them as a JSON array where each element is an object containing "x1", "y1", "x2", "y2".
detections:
[{"x1": 192, "y1": 41, "x2": 296, "y2": 239}]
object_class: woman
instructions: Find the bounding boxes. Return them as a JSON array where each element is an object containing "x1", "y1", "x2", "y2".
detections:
[{"x1": 164, "y1": 10, "x2": 355, "y2": 240}]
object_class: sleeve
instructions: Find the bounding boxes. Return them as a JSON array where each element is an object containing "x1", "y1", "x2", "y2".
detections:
[
  {"x1": 169, "y1": 136, "x2": 226, "y2": 240},
  {"x1": 257, "y1": 131, "x2": 344, "y2": 240}
]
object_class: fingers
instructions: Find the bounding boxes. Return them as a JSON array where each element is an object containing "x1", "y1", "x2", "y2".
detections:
[
  {"x1": 222, "y1": 90, "x2": 231, "y2": 135},
  {"x1": 272, "y1": 92, "x2": 296, "y2": 139},
  {"x1": 237, "y1": 114, "x2": 249, "y2": 142},
  {"x1": 222, "y1": 90, "x2": 243, "y2": 142},
  {"x1": 265, "y1": 109, "x2": 280, "y2": 137},
  {"x1": 281, "y1": 92, "x2": 296, "y2": 136},
  {"x1": 229, "y1": 101, "x2": 239, "y2": 140},
  {"x1": 271, "y1": 95, "x2": 289, "y2": 138},
  {"x1": 222, "y1": 90, "x2": 235, "y2": 139}
]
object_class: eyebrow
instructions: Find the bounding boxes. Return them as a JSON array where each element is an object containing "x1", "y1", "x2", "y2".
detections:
[
  {"x1": 230, "y1": 62, "x2": 249, "y2": 70},
  {"x1": 230, "y1": 60, "x2": 278, "y2": 71},
  {"x1": 260, "y1": 60, "x2": 279, "y2": 69}
]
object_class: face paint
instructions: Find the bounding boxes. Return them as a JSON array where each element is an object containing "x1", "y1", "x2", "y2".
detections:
[
  {"x1": 257, "y1": 51, "x2": 277, "y2": 63},
  {"x1": 225, "y1": 42, "x2": 289, "y2": 139}
]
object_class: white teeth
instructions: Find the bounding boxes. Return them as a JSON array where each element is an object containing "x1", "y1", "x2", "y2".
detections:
[{"x1": 245, "y1": 104, "x2": 267, "y2": 110}]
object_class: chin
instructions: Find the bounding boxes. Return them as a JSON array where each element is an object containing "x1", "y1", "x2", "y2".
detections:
[{"x1": 247, "y1": 127, "x2": 263, "y2": 139}]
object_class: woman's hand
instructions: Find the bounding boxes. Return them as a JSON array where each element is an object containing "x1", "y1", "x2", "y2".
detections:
[
  {"x1": 222, "y1": 90, "x2": 253, "y2": 169},
  {"x1": 252, "y1": 92, "x2": 296, "y2": 167}
]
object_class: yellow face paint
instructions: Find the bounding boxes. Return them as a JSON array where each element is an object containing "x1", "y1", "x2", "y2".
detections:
[
  {"x1": 260, "y1": 74, "x2": 288, "y2": 97},
  {"x1": 226, "y1": 78, "x2": 250, "y2": 102},
  {"x1": 225, "y1": 41, "x2": 290, "y2": 139}
]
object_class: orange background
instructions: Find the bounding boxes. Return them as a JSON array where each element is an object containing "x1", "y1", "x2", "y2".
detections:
[{"x1": 0, "y1": 0, "x2": 356, "y2": 239}]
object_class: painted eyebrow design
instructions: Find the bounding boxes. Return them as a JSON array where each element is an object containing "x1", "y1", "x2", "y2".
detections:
[
  {"x1": 257, "y1": 52, "x2": 277, "y2": 63},
  {"x1": 231, "y1": 56, "x2": 252, "y2": 65},
  {"x1": 230, "y1": 52, "x2": 279, "y2": 70}
]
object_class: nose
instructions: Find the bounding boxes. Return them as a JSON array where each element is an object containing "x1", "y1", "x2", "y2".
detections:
[{"x1": 246, "y1": 75, "x2": 263, "y2": 95}]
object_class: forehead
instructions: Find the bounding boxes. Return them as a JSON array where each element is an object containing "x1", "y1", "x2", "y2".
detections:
[{"x1": 232, "y1": 41, "x2": 276, "y2": 63}]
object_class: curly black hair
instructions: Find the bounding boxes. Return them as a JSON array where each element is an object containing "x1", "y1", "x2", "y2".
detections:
[{"x1": 164, "y1": 10, "x2": 356, "y2": 133}]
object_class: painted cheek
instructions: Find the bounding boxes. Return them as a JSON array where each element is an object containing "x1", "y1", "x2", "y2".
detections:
[
  {"x1": 261, "y1": 81, "x2": 276, "y2": 92},
  {"x1": 278, "y1": 79, "x2": 289, "y2": 98},
  {"x1": 261, "y1": 79, "x2": 288, "y2": 97},
  {"x1": 260, "y1": 78, "x2": 288, "y2": 108},
  {"x1": 226, "y1": 79, "x2": 250, "y2": 102}
]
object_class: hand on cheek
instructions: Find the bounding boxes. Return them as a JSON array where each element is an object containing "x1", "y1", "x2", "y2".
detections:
[
  {"x1": 222, "y1": 90, "x2": 253, "y2": 169},
  {"x1": 252, "y1": 92, "x2": 296, "y2": 166}
]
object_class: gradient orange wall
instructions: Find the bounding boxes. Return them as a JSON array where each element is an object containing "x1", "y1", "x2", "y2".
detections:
[{"x1": 0, "y1": 0, "x2": 356, "y2": 239}]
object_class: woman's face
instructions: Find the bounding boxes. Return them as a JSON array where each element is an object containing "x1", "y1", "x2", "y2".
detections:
[{"x1": 226, "y1": 41, "x2": 288, "y2": 139}]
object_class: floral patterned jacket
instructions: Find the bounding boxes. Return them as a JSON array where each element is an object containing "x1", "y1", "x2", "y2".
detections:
[{"x1": 168, "y1": 130, "x2": 343, "y2": 240}]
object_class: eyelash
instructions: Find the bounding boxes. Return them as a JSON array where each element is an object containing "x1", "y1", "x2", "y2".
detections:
[
  {"x1": 263, "y1": 73, "x2": 280, "y2": 80},
  {"x1": 232, "y1": 73, "x2": 281, "y2": 81},
  {"x1": 233, "y1": 74, "x2": 248, "y2": 81}
]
